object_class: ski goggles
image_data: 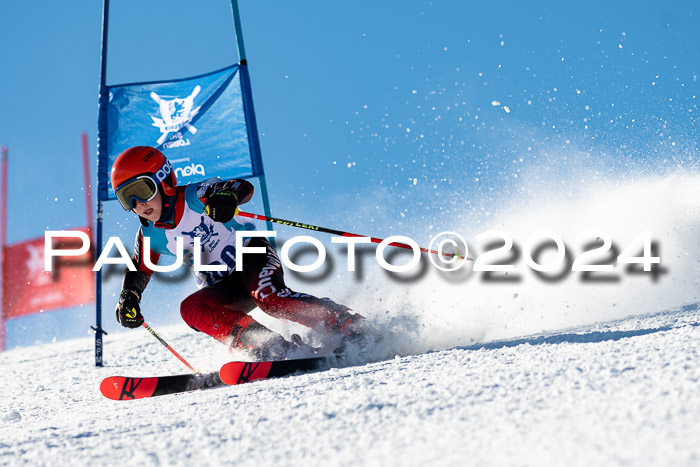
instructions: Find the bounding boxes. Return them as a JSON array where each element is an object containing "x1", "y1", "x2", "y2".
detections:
[{"x1": 114, "y1": 160, "x2": 173, "y2": 211}]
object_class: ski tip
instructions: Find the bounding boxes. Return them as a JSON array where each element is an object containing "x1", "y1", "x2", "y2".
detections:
[
  {"x1": 100, "y1": 377, "x2": 124, "y2": 400},
  {"x1": 219, "y1": 361, "x2": 273, "y2": 385}
]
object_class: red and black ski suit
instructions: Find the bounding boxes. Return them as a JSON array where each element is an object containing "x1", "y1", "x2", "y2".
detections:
[{"x1": 120, "y1": 178, "x2": 359, "y2": 358}]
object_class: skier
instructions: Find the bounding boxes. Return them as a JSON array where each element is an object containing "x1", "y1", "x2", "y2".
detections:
[{"x1": 110, "y1": 145, "x2": 370, "y2": 360}]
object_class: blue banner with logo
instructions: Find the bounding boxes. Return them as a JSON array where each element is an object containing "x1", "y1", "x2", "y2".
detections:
[{"x1": 98, "y1": 64, "x2": 264, "y2": 200}]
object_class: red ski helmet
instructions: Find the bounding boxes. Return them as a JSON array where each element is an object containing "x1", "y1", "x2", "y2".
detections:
[{"x1": 111, "y1": 146, "x2": 177, "y2": 211}]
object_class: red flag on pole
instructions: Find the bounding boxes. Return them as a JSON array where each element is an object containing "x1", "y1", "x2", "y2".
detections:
[
  {"x1": 1, "y1": 138, "x2": 96, "y2": 351},
  {"x1": 2, "y1": 228, "x2": 94, "y2": 319}
]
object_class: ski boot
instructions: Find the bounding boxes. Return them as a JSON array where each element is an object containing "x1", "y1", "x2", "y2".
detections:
[
  {"x1": 332, "y1": 312, "x2": 382, "y2": 356},
  {"x1": 231, "y1": 320, "x2": 315, "y2": 361}
]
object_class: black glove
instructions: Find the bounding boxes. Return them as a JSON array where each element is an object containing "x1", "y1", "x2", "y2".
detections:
[
  {"x1": 115, "y1": 289, "x2": 144, "y2": 328},
  {"x1": 204, "y1": 189, "x2": 239, "y2": 223}
]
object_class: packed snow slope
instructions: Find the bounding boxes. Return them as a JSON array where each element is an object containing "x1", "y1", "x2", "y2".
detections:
[{"x1": 1, "y1": 304, "x2": 698, "y2": 466}]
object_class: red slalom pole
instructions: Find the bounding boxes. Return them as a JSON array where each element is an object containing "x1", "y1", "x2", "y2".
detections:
[
  {"x1": 142, "y1": 322, "x2": 198, "y2": 373},
  {"x1": 1, "y1": 146, "x2": 7, "y2": 351},
  {"x1": 236, "y1": 210, "x2": 472, "y2": 261}
]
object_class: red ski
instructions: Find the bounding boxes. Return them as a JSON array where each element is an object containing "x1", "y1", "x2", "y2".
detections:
[
  {"x1": 219, "y1": 356, "x2": 325, "y2": 385},
  {"x1": 100, "y1": 372, "x2": 224, "y2": 400}
]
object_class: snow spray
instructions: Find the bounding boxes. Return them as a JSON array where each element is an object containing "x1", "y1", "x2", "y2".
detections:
[{"x1": 351, "y1": 170, "x2": 700, "y2": 356}]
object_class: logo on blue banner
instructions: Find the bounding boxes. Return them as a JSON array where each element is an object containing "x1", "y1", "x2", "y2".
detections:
[{"x1": 150, "y1": 85, "x2": 202, "y2": 147}]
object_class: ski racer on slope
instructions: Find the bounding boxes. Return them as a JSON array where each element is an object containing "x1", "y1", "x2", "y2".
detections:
[{"x1": 110, "y1": 145, "x2": 369, "y2": 360}]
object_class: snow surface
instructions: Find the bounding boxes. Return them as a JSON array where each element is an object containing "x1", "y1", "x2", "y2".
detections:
[{"x1": 1, "y1": 305, "x2": 699, "y2": 466}]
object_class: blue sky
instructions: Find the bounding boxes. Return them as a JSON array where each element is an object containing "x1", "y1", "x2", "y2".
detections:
[{"x1": 1, "y1": 0, "x2": 697, "y2": 348}]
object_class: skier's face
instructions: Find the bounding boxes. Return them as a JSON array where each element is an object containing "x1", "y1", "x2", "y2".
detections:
[{"x1": 132, "y1": 189, "x2": 162, "y2": 222}]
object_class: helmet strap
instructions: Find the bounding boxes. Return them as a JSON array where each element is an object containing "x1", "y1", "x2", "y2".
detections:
[{"x1": 157, "y1": 185, "x2": 176, "y2": 224}]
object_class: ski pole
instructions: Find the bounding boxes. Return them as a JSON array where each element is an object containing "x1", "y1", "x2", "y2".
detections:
[
  {"x1": 237, "y1": 210, "x2": 473, "y2": 261},
  {"x1": 142, "y1": 322, "x2": 198, "y2": 373}
]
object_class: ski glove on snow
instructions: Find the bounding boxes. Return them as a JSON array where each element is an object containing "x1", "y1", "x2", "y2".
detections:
[
  {"x1": 204, "y1": 188, "x2": 239, "y2": 224},
  {"x1": 115, "y1": 289, "x2": 144, "y2": 328}
]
